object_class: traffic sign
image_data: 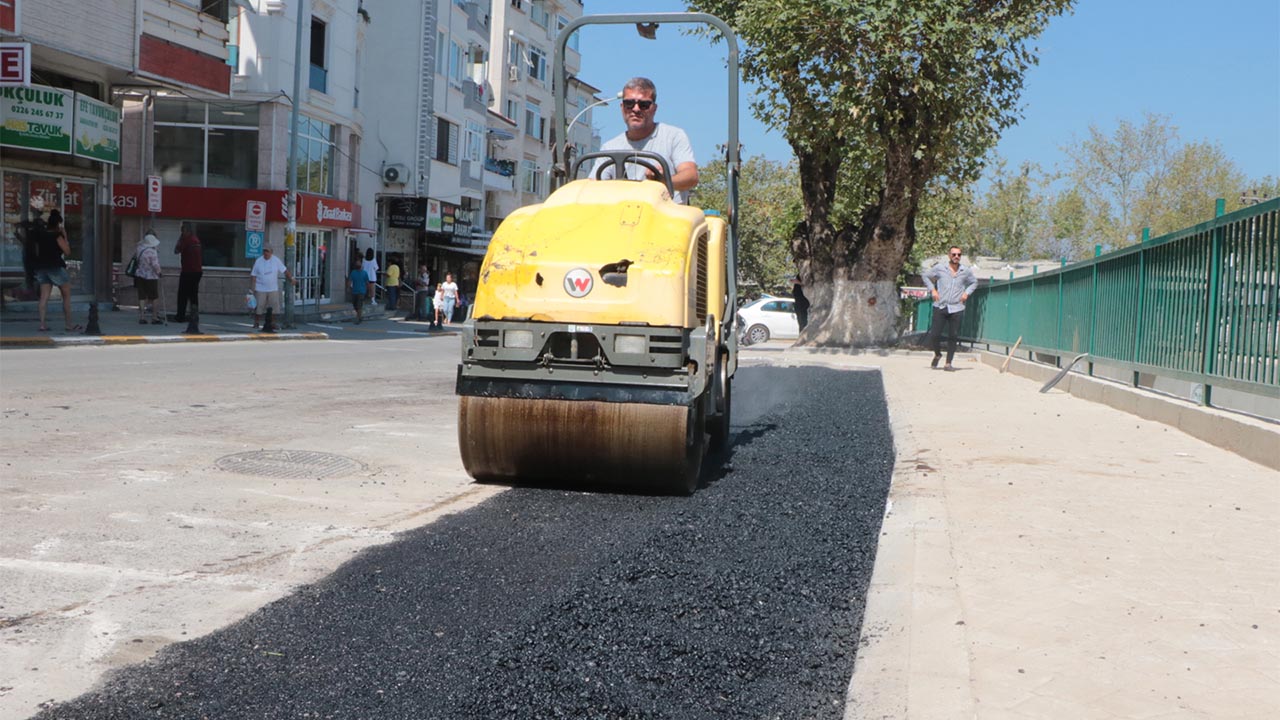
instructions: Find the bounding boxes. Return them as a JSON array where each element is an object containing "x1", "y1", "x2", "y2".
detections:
[
  {"x1": 245, "y1": 230, "x2": 264, "y2": 259},
  {"x1": 246, "y1": 200, "x2": 266, "y2": 231},
  {"x1": 147, "y1": 175, "x2": 162, "y2": 213}
]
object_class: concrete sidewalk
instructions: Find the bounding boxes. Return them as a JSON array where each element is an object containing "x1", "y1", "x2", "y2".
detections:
[
  {"x1": 747, "y1": 347, "x2": 1279, "y2": 719},
  {"x1": 0, "y1": 308, "x2": 326, "y2": 347},
  {"x1": 0, "y1": 311, "x2": 461, "y2": 348}
]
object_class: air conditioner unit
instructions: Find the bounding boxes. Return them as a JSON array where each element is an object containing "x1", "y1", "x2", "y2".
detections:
[
  {"x1": 382, "y1": 163, "x2": 408, "y2": 185},
  {"x1": 508, "y1": 64, "x2": 519, "y2": 82}
]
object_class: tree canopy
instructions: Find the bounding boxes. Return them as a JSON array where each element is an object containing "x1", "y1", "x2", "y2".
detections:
[
  {"x1": 689, "y1": 0, "x2": 1075, "y2": 345},
  {"x1": 692, "y1": 155, "x2": 800, "y2": 296}
]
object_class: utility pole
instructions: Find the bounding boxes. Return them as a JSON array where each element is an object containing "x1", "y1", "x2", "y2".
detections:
[{"x1": 284, "y1": 0, "x2": 307, "y2": 328}]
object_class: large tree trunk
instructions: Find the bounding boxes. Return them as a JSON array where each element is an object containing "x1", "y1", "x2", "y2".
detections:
[{"x1": 795, "y1": 141, "x2": 924, "y2": 347}]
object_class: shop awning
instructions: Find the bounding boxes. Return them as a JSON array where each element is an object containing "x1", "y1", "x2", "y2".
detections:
[{"x1": 426, "y1": 243, "x2": 488, "y2": 257}]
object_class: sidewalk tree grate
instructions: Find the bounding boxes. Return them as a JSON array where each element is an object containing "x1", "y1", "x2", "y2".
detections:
[{"x1": 214, "y1": 450, "x2": 366, "y2": 479}]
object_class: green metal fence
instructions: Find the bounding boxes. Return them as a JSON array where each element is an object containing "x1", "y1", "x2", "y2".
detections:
[{"x1": 916, "y1": 198, "x2": 1280, "y2": 403}]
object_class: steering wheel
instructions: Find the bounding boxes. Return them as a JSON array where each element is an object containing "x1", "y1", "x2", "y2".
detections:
[{"x1": 572, "y1": 150, "x2": 676, "y2": 197}]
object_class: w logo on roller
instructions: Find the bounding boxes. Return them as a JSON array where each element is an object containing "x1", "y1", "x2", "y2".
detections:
[{"x1": 563, "y1": 268, "x2": 593, "y2": 297}]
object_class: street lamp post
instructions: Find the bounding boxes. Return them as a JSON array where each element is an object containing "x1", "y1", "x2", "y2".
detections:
[
  {"x1": 284, "y1": 0, "x2": 308, "y2": 328},
  {"x1": 564, "y1": 91, "x2": 620, "y2": 177}
]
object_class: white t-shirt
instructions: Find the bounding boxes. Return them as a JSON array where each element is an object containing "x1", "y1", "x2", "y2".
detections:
[
  {"x1": 441, "y1": 281, "x2": 459, "y2": 301},
  {"x1": 362, "y1": 258, "x2": 379, "y2": 283},
  {"x1": 251, "y1": 254, "x2": 288, "y2": 292},
  {"x1": 592, "y1": 123, "x2": 696, "y2": 204}
]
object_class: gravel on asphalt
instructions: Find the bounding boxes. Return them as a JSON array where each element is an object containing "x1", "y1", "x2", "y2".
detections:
[{"x1": 33, "y1": 365, "x2": 895, "y2": 720}]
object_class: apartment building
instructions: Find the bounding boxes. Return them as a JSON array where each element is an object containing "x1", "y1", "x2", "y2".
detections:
[
  {"x1": 359, "y1": 0, "x2": 492, "y2": 301},
  {"x1": 2, "y1": 0, "x2": 369, "y2": 318},
  {"x1": 360, "y1": 0, "x2": 593, "y2": 303},
  {"x1": 1, "y1": 0, "x2": 232, "y2": 309},
  {"x1": 114, "y1": 1, "x2": 368, "y2": 316},
  {"x1": 486, "y1": 0, "x2": 585, "y2": 231}
]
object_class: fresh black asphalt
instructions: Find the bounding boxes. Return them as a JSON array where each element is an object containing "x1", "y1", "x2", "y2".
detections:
[{"x1": 34, "y1": 365, "x2": 895, "y2": 720}]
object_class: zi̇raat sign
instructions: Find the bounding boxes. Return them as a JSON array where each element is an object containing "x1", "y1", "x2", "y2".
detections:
[
  {"x1": 73, "y1": 94, "x2": 120, "y2": 164},
  {"x1": 0, "y1": 84, "x2": 121, "y2": 163}
]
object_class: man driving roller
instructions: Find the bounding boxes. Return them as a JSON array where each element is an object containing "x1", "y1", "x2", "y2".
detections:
[{"x1": 592, "y1": 77, "x2": 698, "y2": 204}]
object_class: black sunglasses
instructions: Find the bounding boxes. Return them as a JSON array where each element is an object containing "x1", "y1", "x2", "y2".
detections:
[{"x1": 621, "y1": 99, "x2": 654, "y2": 110}]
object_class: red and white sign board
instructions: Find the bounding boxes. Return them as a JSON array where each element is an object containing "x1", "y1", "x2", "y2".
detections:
[
  {"x1": 147, "y1": 175, "x2": 162, "y2": 213},
  {"x1": 0, "y1": 0, "x2": 20, "y2": 36},
  {"x1": 245, "y1": 200, "x2": 266, "y2": 231},
  {"x1": 0, "y1": 42, "x2": 29, "y2": 86}
]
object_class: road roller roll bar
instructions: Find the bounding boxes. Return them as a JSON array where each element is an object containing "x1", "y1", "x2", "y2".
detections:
[{"x1": 551, "y1": 12, "x2": 742, "y2": 366}]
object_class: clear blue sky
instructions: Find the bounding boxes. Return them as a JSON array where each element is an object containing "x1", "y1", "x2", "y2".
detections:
[{"x1": 577, "y1": 0, "x2": 1280, "y2": 185}]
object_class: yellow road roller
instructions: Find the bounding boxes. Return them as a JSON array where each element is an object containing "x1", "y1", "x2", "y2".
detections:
[{"x1": 456, "y1": 12, "x2": 741, "y2": 494}]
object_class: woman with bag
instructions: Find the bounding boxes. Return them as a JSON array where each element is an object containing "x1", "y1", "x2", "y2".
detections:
[
  {"x1": 34, "y1": 209, "x2": 79, "y2": 332},
  {"x1": 133, "y1": 230, "x2": 163, "y2": 324}
]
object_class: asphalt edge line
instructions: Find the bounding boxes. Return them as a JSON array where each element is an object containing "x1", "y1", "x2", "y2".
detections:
[{"x1": 841, "y1": 361, "x2": 976, "y2": 720}]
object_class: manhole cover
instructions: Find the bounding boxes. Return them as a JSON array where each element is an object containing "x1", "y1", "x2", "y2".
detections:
[{"x1": 215, "y1": 450, "x2": 365, "y2": 479}]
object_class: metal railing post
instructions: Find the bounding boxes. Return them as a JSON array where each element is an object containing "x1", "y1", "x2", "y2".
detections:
[
  {"x1": 1088, "y1": 245, "x2": 1101, "y2": 376},
  {"x1": 1201, "y1": 199, "x2": 1226, "y2": 406},
  {"x1": 1056, "y1": 258, "x2": 1065, "y2": 366},
  {"x1": 1006, "y1": 271, "x2": 1013, "y2": 351},
  {"x1": 1133, "y1": 227, "x2": 1149, "y2": 387}
]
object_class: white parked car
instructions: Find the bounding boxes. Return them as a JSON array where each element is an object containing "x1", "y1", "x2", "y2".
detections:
[{"x1": 737, "y1": 296, "x2": 799, "y2": 345}]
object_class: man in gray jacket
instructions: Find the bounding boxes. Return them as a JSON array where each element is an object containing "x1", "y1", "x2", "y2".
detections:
[{"x1": 922, "y1": 245, "x2": 979, "y2": 371}]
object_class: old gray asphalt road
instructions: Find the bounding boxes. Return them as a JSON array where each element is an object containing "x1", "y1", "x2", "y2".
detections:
[
  {"x1": 2, "y1": 334, "x2": 479, "y2": 717},
  {"x1": 16, "y1": 343, "x2": 894, "y2": 719}
]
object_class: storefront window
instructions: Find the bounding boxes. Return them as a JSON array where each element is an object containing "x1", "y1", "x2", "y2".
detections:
[
  {"x1": 194, "y1": 221, "x2": 247, "y2": 269},
  {"x1": 1, "y1": 172, "x2": 95, "y2": 300},
  {"x1": 154, "y1": 99, "x2": 259, "y2": 188},
  {"x1": 154, "y1": 126, "x2": 204, "y2": 186}
]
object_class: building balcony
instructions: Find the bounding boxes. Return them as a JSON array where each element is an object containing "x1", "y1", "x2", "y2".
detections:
[
  {"x1": 464, "y1": 2, "x2": 489, "y2": 35},
  {"x1": 462, "y1": 79, "x2": 485, "y2": 114},
  {"x1": 484, "y1": 168, "x2": 515, "y2": 192},
  {"x1": 460, "y1": 159, "x2": 484, "y2": 191}
]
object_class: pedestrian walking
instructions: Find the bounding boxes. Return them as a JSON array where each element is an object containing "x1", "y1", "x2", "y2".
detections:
[
  {"x1": 249, "y1": 246, "x2": 296, "y2": 330},
  {"x1": 439, "y1": 272, "x2": 459, "y2": 325},
  {"x1": 433, "y1": 282, "x2": 446, "y2": 328},
  {"x1": 922, "y1": 245, "x2": 978, "y2": 371},
  {"x1": 33, "y1": 209, "x2": 80, "y2": 332},
  {"x1": 792, "y1": 277, "x2": 810, "y2": 332},
  {"x1": 133, "y1": 230, "x2": 164, "y2": 325},
  {"x1": 173, "y1": 222, "x2": 203, "y2": 322},
  {"x1": 361, "y1": 248, "x2": 379, "y2": 306},
  {"x1": 414, "y1": 263, "x2": 431, "y2": 320},
  {"x1": 384, "y1": 260, "x2": 401, "y2": 313},
  {"x1": 347, "y1": 256, "x2": 368, "y2": 324}
]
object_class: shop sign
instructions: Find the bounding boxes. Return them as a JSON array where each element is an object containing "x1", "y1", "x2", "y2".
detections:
[
  {"x1": 426, "y1": 198, "x2": 442, "y2": 232},
  {"x1": 453, "y1": 207, "x2": 474, "y2": 238},
  {"x1": 0, "y1": 1, "x2": 19, "y2": 35},
  {"x1": 0, "y1": 42, "x2": 31, "y2": 86},
  {"x1": 296, "y1": 193, "x2": 355, "y2": 227},
  {"x1": 440, "y1": 202, "x2": 456, "y2": 234},
  {"x1": 113, "y1": 184, "x2": 289, "y2": 222},
  {"x1": 73, "y1": 93, "x2": 120, "y2": 164},
  {"x1": 0, "y1": 84, "x2": 73, "y2": 154},
  {"x1": 388, "y1": 197, "x2": 427, "y2": 229}
]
